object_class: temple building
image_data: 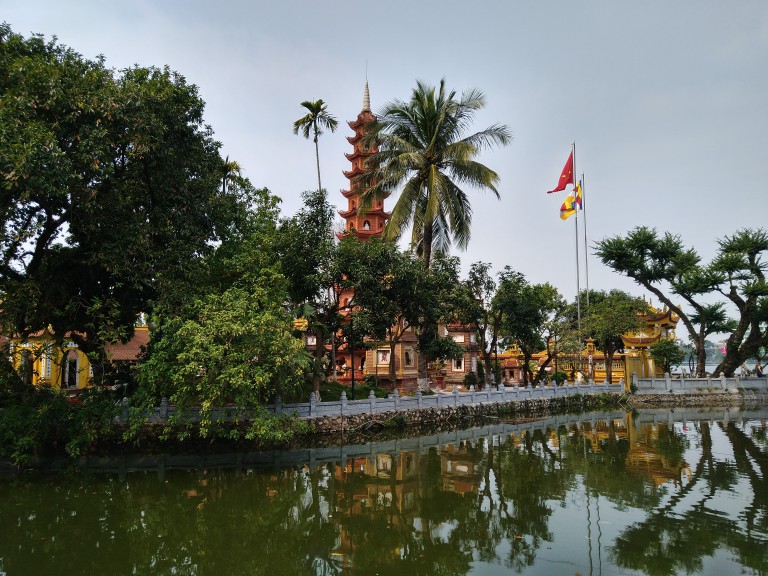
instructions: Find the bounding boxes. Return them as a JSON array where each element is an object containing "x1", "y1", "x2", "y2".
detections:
[
  {"x1": 6, "y1": 324, "x2": 149, "y2": 394},
  {"x1": 497, "y1": 302, "x2": 680, "y2": 387},
  {"x1": 334, "y1": 82, "x2": 421, "y2": 391},
  {"x1": 332, "y1": 83, "x2": 478, "y2": 392}
]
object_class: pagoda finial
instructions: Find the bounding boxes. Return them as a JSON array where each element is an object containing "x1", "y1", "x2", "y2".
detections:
[{"x1": 362, "y1": 80, "x2": 370, "y2": 112}]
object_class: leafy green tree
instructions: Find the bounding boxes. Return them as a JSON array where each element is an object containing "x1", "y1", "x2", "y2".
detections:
[
  {"x1": 498, "y1": 279, "x2": 566, "y2": 386},
  {"x1": 649, "y1": 339, "x2": 686, "y2": 375},
  {"x1": 582, "y1": 290, "x2": 647, "y2": 383},
  {"x1": 0, "y1": 25, "x2": 248, "y2": 380},
  {"x1": 457, "y1": 263, "x2": 522, "y2": 388},
  {"x1": 595, "y1": 226, "x2": 768, "y2": 376},
  {"x1": 358, "y1": 79, "x2": 511, "y2": 269},
  {"x1": 415, "y1": 254, "x2": 466, "y2": 377},
  {"x1": 292, "y1": 99, "x2": 338, "y2": 192},
  {"x1": 336, "y1": 238, "x2": 429, "y2": 383},
  {"x1": 276, "y1": 189, "x2": 341, "y2": 393},
  {"x1": 136, "y1": 187, "x2": 309, "y2": 438},
  {"x1": 711, "y1": 229, "x2": 768, "y2": 374}
]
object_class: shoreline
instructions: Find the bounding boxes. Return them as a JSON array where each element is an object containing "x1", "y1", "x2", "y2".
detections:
[{"x1": 3, "y1": 391, "x2": 766, "y2": 474}]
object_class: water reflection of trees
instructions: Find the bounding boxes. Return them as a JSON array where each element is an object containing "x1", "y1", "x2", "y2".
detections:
[
  {"x1": 609, "y1": 420, "x2": 768, "y2": 576},
  {"x1": 1, "y1": 413, "x2": 766, "y2": 575}
]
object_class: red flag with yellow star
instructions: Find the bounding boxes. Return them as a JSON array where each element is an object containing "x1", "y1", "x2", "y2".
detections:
[{"x1": 548, "y1": 151, "x2": 574, "y2": 193}]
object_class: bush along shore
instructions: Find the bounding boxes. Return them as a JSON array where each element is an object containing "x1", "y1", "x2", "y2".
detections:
[
  {"x1": 1, "y1": 391, "x2": 621, "y2": 470},
  {"x1": 5, "y1": 388, "x2": 767, "y2": 471}
]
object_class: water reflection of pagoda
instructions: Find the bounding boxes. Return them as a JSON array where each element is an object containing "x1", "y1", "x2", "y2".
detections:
[
  {"x1": 625, "y1": 413, "x2": 692, "y2": 487},
  {"x1": 330, "y1": 442, "x2": 483, "y2": 562}
]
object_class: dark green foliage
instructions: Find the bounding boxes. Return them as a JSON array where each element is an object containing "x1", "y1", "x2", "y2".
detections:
[
  {"x1": 0, "y1": 386, "x2": 120, "y2": 466},
  {"x1": 276, "y1": 189, "x2": 340, "y2": 391},
  {"x1": 596, "y1": 226, "x2": 768, "y2": 376},
  {"x1": 582, "y1": 289, "x2": 648, "y2": 383},
  {"x1": 337, "y1": 237, "x2": 431, "y2": 381},
  {"x1": 463, "y1": 371, "x2": 479, "y2": 388},
  {"x1": 358, "y1": 79, "x2": 511, "y2": 269},
  {"x1": 317, "y1": 380, "x2": 387, "y2": 401},
  {"x1": 650, "y1": 339, "x2": 686, "y2": 375},
  {"x1": 133, "y1": 187, "x2": 309, "y2": 439},
  {"x1": 0, "y1": 24, "x2": 250, "y2": 371}
]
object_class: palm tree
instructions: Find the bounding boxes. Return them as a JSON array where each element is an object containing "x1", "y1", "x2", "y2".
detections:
[
  {"x1": 293, "y1": 99, "x2": 339, "y2": 192},
  {"x1": 359, "y1": 79, "x2": 511, "y2": 269}
]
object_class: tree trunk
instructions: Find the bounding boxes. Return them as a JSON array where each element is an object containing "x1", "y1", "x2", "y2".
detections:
[
  {"x1": 314, "y1": 135, "x2": 322, "y2": 192},
  {"x1": 638, "y1": 280, "x2": 706, "y2": 377},
  {"x1": 605, "y1": 348, "x2": 614, "y2": 384},
  {"x1": 389, "y1": 340, "x2": 397, "y2": 384},
  {"x1": 312, "y1": 326, "x2": 325, "y2": 394}
]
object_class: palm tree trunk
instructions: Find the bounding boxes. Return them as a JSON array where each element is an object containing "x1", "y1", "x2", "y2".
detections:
[{"x1": 314, "y1": 136, "x2": 322, "y2": 192}]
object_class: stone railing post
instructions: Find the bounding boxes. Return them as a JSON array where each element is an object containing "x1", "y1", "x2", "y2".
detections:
[
  {"x1": 632, "y1": 372, "x2": 638, "y2": 391},
  {"x1": 310, "y1": 391, "x2": 317, "y2": 417},
  {"x1": 720, "y1": 373, "x2": 727, "y2": 390},
  {"x1": 275, "y1": 395, "x2": 283, "y2": 416},
  {"x1": 369, "y1": 389, "x2": 376, "y2": 413},
  {"x1": 417, "y1": 389, "x2": 422, "y2": 410},
  {"x1": 454, "y1": 385, "x2": 459, "y2": 406},
  {"x1": 470, "y1": 385, "x2": 476, "y2": 405},
  {"x1": 393, "y1": 388, "x2": 400, "y2": 411},
  {"x1": 160, "y1": 397, "x2": 169, "y2": 422},
  {"x1": 664, "y1": 372, "x2": 672, "y2": 391},
  {"x1": 341, "y1": 391, "x2": 347, "y2": 415}
]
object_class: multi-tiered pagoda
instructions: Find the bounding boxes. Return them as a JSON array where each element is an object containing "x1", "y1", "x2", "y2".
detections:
[
  {"x1": 335, "y1": 83, "x2": 420, "y2": 392},
  {"x1": 337, "y1": 82, "x2": 390, "y2": 239}
]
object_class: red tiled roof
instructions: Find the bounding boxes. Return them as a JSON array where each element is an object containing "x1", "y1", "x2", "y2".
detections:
[{"x1": 105, "y1": 328, "x2": 149, "y2": 361}]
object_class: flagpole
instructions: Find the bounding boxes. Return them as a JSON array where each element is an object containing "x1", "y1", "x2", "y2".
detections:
[
  {"x1": 582, "y1": 172, "x2": 590, "y2": 307},
  {"x1": 573, "y1": 142, "x2": 582, "y2": 374}
]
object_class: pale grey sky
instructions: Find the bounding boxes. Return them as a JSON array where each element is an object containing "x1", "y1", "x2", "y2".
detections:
[{"x1": 4, "y1": 0, "x2": 768, "y2": 307}]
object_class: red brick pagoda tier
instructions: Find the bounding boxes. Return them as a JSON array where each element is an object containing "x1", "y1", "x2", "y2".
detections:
[{"x1": 337, "y1": 81, "x2": 390, "y2": 240}]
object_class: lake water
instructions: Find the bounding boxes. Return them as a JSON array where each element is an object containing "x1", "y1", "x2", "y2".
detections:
[{"x1": 1, "y1": 406, "x2": 766, "y2": 576}]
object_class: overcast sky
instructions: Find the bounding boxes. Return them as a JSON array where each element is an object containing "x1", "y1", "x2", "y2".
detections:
[{"x1": 4, "y1": 1, "x2": 768, "y2": 310}]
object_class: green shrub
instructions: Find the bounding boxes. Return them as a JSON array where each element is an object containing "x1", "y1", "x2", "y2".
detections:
[{"x1": 463, "y1": 371, "x2": 479, "y2": 388}]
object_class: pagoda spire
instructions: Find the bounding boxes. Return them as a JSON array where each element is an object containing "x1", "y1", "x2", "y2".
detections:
[{"x1": 363, "y1": 80, "x2": 370, "y2": 112}]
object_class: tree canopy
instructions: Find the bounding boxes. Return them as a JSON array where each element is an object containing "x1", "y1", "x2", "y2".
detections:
[
  {"x1": 292, "y1": 99, "x2": 338, "y2": 192},
  {"x1": 358, "y1": 79, "x2": 511, "y2": 269},
  {"x1": 0, "y1": 24, "x2": 248, "y2": 369},
  {"x1": 581, "y1": 290, "x2": 647, "y2": 383},
  {"x1": 595, "y1": 226, "x2": 768, "y2": 376}
]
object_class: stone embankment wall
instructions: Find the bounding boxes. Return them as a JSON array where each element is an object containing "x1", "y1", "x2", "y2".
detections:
[
  {"x1": 632, "y1": 373, "x2": 767, "y2": 395},
  {"x1": 627, "y1": 390, "x2": 767, "y2": 408},
  {"x1": 309, "y1": 394, "x2": 620, "y2": 435}
]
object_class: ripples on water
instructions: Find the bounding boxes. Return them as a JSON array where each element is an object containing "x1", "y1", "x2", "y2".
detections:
[{"x1": 1, "y1": 406, "x2": 766, "y2": 576}]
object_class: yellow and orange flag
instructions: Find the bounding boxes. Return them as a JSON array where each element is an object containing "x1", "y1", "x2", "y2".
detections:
[{"x1": 560, "y1": 181, "x2": 582, "y2": 220}]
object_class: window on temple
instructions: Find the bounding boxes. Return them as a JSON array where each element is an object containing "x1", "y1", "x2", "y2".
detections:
[
  {"x1": 64, "y1": 350, "x2": 78, "y2": 388},
  {"x1": 363, "y1": 220, "x2": 371, "y2": 230},
  {"x1": 453, "y1": 357, "x2": 464, "y2": 371},
  {"x1": 20, "y1": 350, "x2": 34, "y2": 386}
]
